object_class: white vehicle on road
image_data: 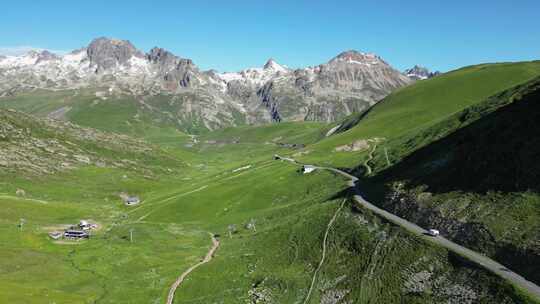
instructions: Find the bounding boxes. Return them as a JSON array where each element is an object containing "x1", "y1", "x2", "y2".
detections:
[{"x1": 428, "y1": 229, "x2": 440, "y2": 236}]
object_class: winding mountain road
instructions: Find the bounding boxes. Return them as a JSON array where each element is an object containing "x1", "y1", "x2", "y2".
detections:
[
  {"x1": 166, "y1": 233, "x2": 220, "y2": 304},
  {"x1": 277, "y1": 156, "x2": 540, "y2": 300}
]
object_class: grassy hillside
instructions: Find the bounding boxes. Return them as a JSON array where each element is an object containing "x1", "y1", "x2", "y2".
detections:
[
  {"x1": 0, "y1": 87, "x2": 246, "y2": 140},
  {"x1": 0, "y1": 89, "x2": 203, "y2": 146},
  {"x1": 299, "y1": 61, "x2": 540, "y2": 167},
  {"x1": 0, "y1": 108, "x2": 184, "y2": 177},
  {"x1": 361, "y1": 76, "x2": 540, "y2": 286},
  {"x1": 3, "y1": 158, "x2": 529, "y2": 303},
  {"x1": 1, "y1": 106, "x2": 534, "y2": 302},
  {"x1": 199, "y1": 121, "x2": 326, "y2": 145}
]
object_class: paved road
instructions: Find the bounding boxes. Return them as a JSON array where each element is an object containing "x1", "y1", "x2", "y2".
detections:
[
  {"x1": 166, "y1": 233, "x2": 220, "y2": 304},
  {"x1": 277, "y1": 156, "x2": 540, "y2": 300}
]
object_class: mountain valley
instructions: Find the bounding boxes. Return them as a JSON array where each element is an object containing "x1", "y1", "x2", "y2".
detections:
[{"x1": 1, "y1": 36, "x2": 540, "y2": 304}]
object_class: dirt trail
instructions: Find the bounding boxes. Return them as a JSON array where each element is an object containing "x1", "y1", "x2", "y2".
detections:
[
  {"x1": 166, "y1": 233, "x2": 220, "y2": 304},
  {"x1": 303, "y1": 199, "x2": 346, "y2": 304},
  {"x1": 363, "y1": 143, "x2": 377, "y2": 175}
]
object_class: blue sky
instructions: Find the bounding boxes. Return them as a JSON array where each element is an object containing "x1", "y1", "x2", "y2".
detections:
[{"x1": 1, "y1": 0, "x2": 538, "y2": 72}]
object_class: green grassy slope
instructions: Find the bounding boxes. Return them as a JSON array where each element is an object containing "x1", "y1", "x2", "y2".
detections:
[
  {"x1": 299, "y1": 61, "x2": 540, "y2": 167},
  {"x1": 199, "y1": 121, "x2": 326, "y2": 145},
  {"x1": 0, "y1": 88, "x2": 256, "y2": 146},
  {"x1": 0, "y1": 89, "x2": 198, "y2": 147},
  {"x1": 1, "y1": 164, "x2": 533, "y2": 303},
  {"x1": 1, "y1": 107, "x2": 532, "y2": 303},
  {"x1": 362, "y1": 76, "x2": 540, "y2": 285},
  {"x1": 125, "y1": 161, "x2": 530, "y2": 304}
]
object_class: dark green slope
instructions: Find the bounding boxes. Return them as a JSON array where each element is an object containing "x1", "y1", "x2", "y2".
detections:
[
  {"x1": 364, "y1": 76, "x2": 540, "y2": 285},
  {"x1": 381, "y1": 78, "x2": 540, "y2": 193}
]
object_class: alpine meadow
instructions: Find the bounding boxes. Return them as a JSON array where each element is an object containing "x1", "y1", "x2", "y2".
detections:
[{"x1": 1, "y1": 1, "x2": 540, "y2": 303}]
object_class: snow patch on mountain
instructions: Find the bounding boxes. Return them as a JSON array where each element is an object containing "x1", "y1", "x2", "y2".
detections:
[
  {"x1": 217, "y1": 58, "x2": 290, "y2": 86},
  {"x1": 0, "y1": 53, "x2": 38, "y2": 67}
]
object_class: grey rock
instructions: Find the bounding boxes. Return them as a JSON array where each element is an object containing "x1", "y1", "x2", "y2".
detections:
[
  {"x1": 35, "y1": 50, "x2": 60, "y2": 64},
  {"x1": 0, "y1": 38, "x2": 413, "y2": 131},
  {"x1": 404, "y1": 65, "x2": 440, "y2": 80},
  {"x1": 250, "y1": 50, "x2": 412, "y2": 122},
  {"x1": 87, "y1": 37, "x2": 144, "y2": 72},
  {"x1": 146, "y1": 47, "x2": 198, "y2": 88}
]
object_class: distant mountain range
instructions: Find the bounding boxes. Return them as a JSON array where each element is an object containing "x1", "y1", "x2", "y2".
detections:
[
  {"x1": 0, "y1": 37, "x2": 418, "y2": 130},
  {"x1": 404, "y1": 65, "x2": 440, "y2": 80}
]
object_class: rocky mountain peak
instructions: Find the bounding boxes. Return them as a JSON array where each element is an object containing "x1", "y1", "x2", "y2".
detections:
[
  {"x1": 263, "y1": 58, "x2": 287, "y2": 72},
  {"x1": 34, "y1": 50, "x2": 60, "y2": 64},
  {"x1": 404, "y1": 65, "x2": 440, "y2": 80},
  {"x1": 147, "y1": 47, "x2": 175, "y2": 64},
  {"x1": 86, "y1": 37, "x2": 144, "y2": 72},
  {"x1": 330, "y1": 50, "x2": 381, "y2": 65},
  {"x1": 146, "y1": 47, "x2": 194, "y2": 69}
]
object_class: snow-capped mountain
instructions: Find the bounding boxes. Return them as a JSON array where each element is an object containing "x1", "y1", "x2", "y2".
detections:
[
  {"x1": 217, "y1": 59, "x2": 289, "y2": 87},
  {"x1": 404, "y1": 65, "x2": 440, "y2": 80},
  {"x1": 0, "y1": 37, "x2": 412, "y2": 131}
]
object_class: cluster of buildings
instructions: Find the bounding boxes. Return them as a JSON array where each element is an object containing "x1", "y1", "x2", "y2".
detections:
[{"x1": 49, "y1": 220, "x2": 97, "y2": 240}]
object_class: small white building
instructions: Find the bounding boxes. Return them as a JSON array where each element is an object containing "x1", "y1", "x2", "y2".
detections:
[
  {"x1": 302, "y1": 165, "x2": 317, "y2": 174},
  {"x1": 428, "y1": 229, "x2": 440, "y2": 236}
]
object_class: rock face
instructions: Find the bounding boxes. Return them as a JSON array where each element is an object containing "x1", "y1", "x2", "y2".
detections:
[
  {"x1": 87, "y1": 37, "x2": 144, "y2": 72},
  {"x1": 404, "y1": 65, "x2": 440, "y2": 80},
  {"x1": 214, "y1": 50, "x2": 411, "y2": 123},
  {"x1": 0, "y1": 37, "x2": 413, "y2": 131},
  {"x1": 33, "y1": 50, "x2": 60, "y2": 64},
  {"x1": 146, "y1": 47, "x2": 198, "y2": 88}
]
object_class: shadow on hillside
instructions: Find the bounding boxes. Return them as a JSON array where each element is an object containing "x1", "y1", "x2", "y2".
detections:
[
  {"x1": 357, "y1": 83, "x2": 540, "y2": 285},
  {"x1": 371, "y1": 85, "x2": 540, "y2": 195}
]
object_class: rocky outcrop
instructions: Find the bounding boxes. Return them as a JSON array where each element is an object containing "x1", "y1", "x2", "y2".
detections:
[
  {"x1": 146, "y1": 47, "x2": 180, "y2": 68},
  {"x1": 87, "y1": 37, "x2": 144, "y2": 72},
  {"x1": 383, "y1": 185, "x2": 497, "y2": 253},
  {"x1": 33, "y1": 50, "x2": 60, "y2": 64},
  {"x1": 146, "y1": 47, "x2": 197, "y2": 88},
  {"x1": 382, "y1": 183, "x2": 540, "y2": 285},
  {"x1": 404, "y1": 65, "x2": 440, "y2": 80}
]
